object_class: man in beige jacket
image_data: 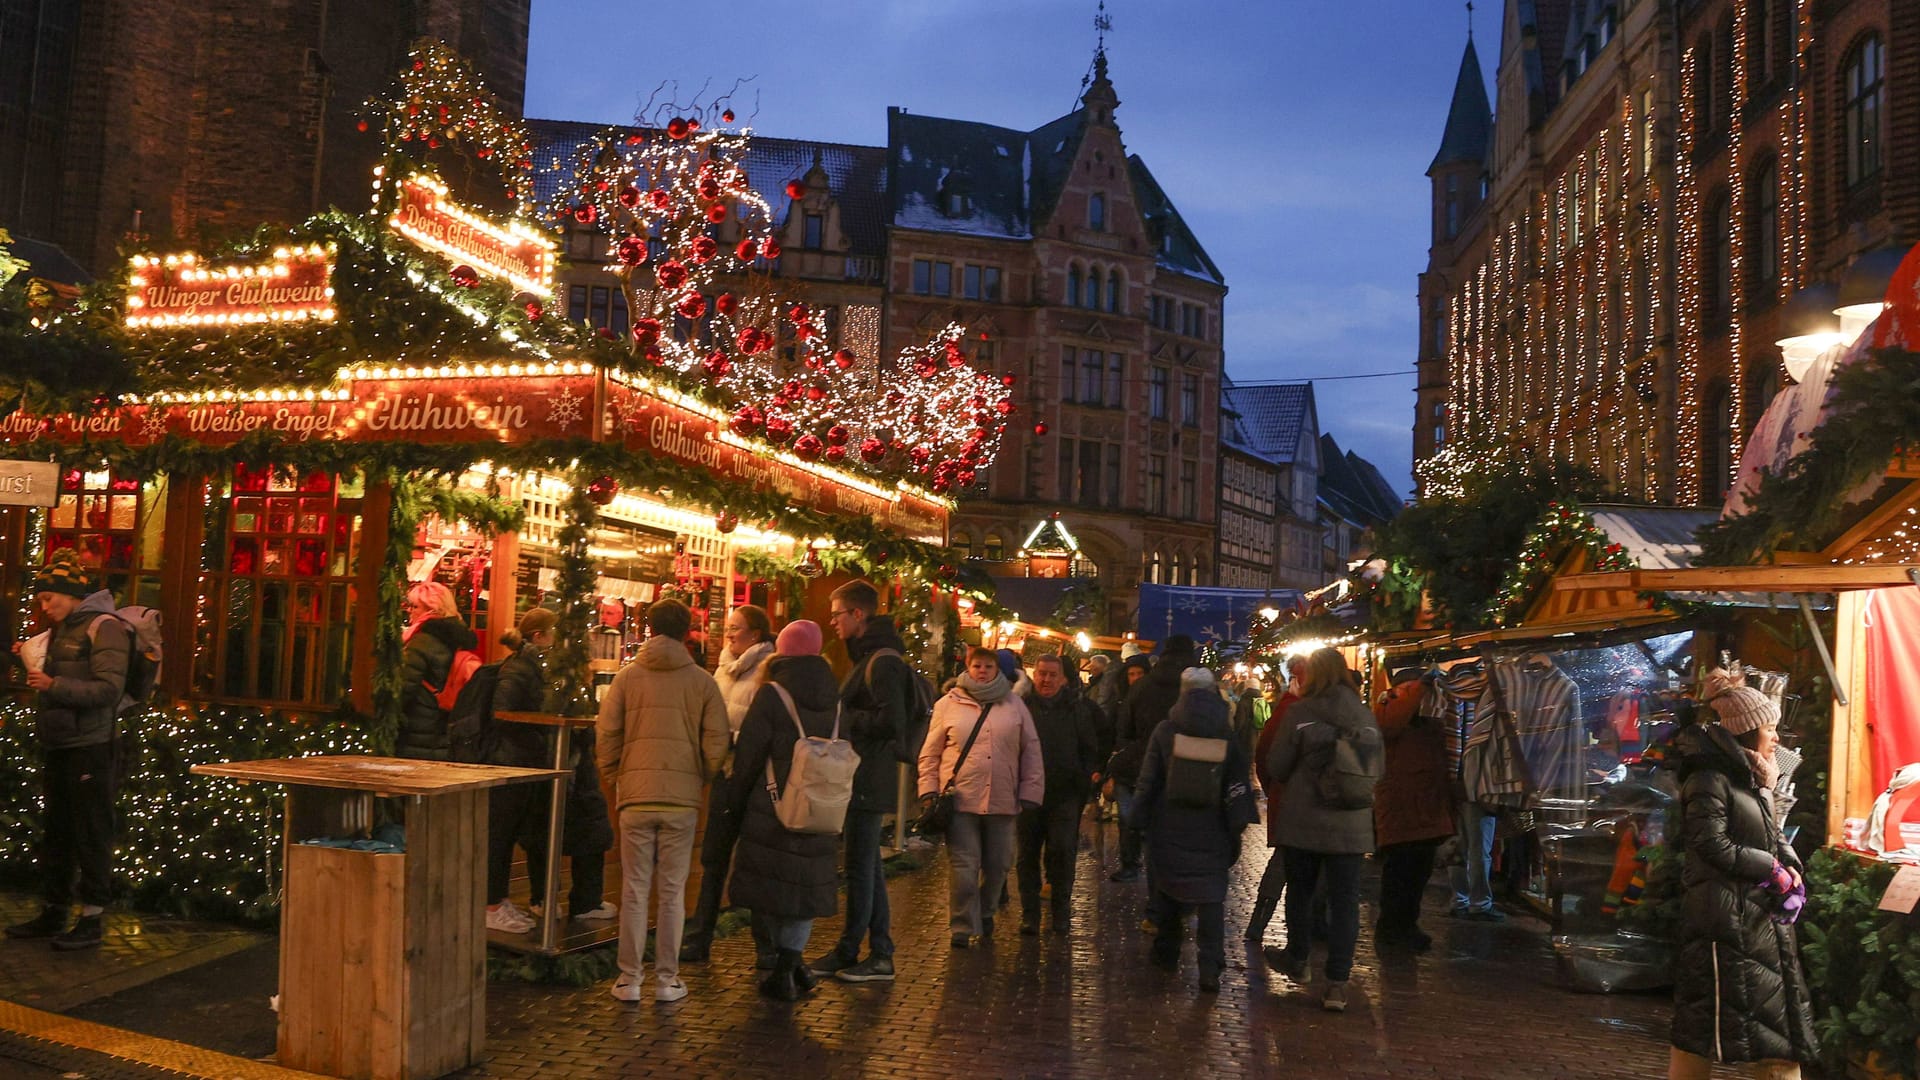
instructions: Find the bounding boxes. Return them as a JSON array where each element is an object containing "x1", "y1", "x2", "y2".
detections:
[{"x1": 597, "y1": 599, "x2": 730, "y2": 1004}]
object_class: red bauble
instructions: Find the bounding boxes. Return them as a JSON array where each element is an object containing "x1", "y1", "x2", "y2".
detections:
[
  {"x1": 909, "y1": 446, "x2": 932, "y2": 467},
  {"x1": 824, "y1": 446, "x2": 847, "y2": 464},
  {"x1": 616, "y1": 236, "x2": 649, "y2": 266},
  {"x1": 597, "y1": 326, "x2": 617, "y2": 340},
  {"x1": 697, "y1": 177, "x2": 722, "y2": 202},
  {"x1": 586, "y1": 476, "x2": 619, "y2": 506},
  {"x1": 702, "y1": 351, "x2": 732, "y2": 379},
  {"x1": 759, "y1": 237, "x2": 782, "y2": 260},
  {"x1": 945, "y1": 341, "x2": 967, "y2": 367},
  {"x1": 793, "y1": 434, "x2": 824, "y2": 461},
  {"x1": 833, "y1": 348, "x2": 857, "y2": 370},
  {"x1": 1033, "y1": 422, "x2": 1049, "y2": 436},
  {"x1": 788, "y1": 304, "x2": 808, "y2": 324},
  {"x1": 785, "y1": 179, "x2": 806, "y2": 200},
  {"x1": 618, "y1": 186, "x2": 642, "y2": 208},
  {"x1": 356, "y1": 120, "x2": 369, "y2": 132},
  {"x1": 649, "y1": 188, "x2": 672, "y2": 212},
  {"x1": 449, "y1": 265, "x2": 480, "y2": 288},
  {"x1": 706, "y1": 204, "x2": 728, "y2": 224},
  {"x1": 676, "y1": 292, "x2": 707, "y2": 319},
  {"x1": 721, "y1": 108, "x2": 736, "y2": 123},
  {"x1": 914, "y1": 359, "x2": 940, "y2": 379},
  {"x1": 572, "y1": 204, "x2": 596, "y2": 224},
  {"x1": 995, "y1": 399, "x2": 1014, "y2": 416},
  {"x1": 937, "y1": 563, "x2": 957, "y2": 581},
  {"x1": 765, "y1": 417, "x2": 795, "y2": 444},
  {"x1": 524, "y1": 300, "x2": 544, "y2": 321},
  {"x1": 689, "y1": 235, "x2": 718, "y2": 263},
  {"x1": 655, "y1": 260, "x2": 688, "y2": 289},
  {"x1": 714, "y1": 292, "x2": 737, "y2": 315},
  {"x1": 805, "y1": 385, "x2": 826, "y2": 402},
  {"x1": 859, "y1": 437, "x2": 887, "y2": 464},
  {"x1": 715, "y1": 510, "x2": 739, "y2": 533},
  {"x1": 736, "y1": 327, "x2": 772, "y2": 354},
  {"x1": 735, "y1": 238, "x2": 757, "y2": 262},
  {"x1": 729, "y1": 407, "x2": 764, "y2": 437},
  {"x1": 687, "y1": 118, "x2": 701, "y2": 133},
  {"x1": 825, "y1": 423, "x2": 850, "y2": 447},
  {"x1": 631, "y1": 317, "x2": 662, "y2": 345},
  {"x1": 666, "y1": 117, "x2": 690, "y2": 140},
  {"x1": 1001, "y1": 374, "x2": 1017, "y2": 388}
]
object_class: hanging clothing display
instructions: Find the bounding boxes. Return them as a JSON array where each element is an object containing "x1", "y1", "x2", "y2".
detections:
[{"x1": 1484, "y1": 658, "x2": 1584, "y2": 800}]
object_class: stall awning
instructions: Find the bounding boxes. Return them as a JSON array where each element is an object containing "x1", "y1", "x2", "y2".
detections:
[{"x1": 1556, "y1": 564, "x2": 1920, "y2": 594}]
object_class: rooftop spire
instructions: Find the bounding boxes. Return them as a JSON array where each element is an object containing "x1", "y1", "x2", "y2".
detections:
[
  {"x1": 1428, "y1": 35, "x2": 1492, "y2": 175},
  {"x1": 1079, "y1": 2, "x2": 1119, "y2": 122}
]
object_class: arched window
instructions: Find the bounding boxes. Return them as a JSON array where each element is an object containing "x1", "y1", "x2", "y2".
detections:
[
  {"x1": 1429, "y1": 297, "x2": 1447, "y2": 356},
  {"x1": 1190, "y1": 555, "x2": 1206, "y2": 587},
  {"x1": 1066, "y1": 265, "x2": 1082, "y2": 307},
  {"x1": 1692, "y1": 34, "x2": 1715, "y2": 130},
  {"x1": 1082, "y1": 266, "x2": 1100, "y2": 309},
  {"x1": 1169, "y1": 552, "x2": 1184, "y2": 586},
  {"x1": 1749, "y1": 157, "x2": 1779, "y2": 290},
  {"x1": 951, "y1": 531, "x2": 973, "y2": 560},
  {"x1": 1715, "y1": 15, "x2": 1736, "y2": 130},
  {"x1": 1105, "y1": 270, "x2": 1120, "y2": 313},
  {"x1": 984, "y1": 531, "x2": 1005, "y2": 562},
  {"x1": 1089, "y1": 192, "x2": 1106, "y2": 231},
  {"x1": 1702, "y1": 379, "x2": 1733, "y2": 502},
  {"x1": 1746, "y1": 0, "x2": 1773, "y2": 85},
  {"x1": 1845, "y1": 35, "x2": 1886, "y2": 187},
  {"x1": 1744, "y1": 361, "x2": 1781, "y2": 422},
  {"x1": 1704, "y1": 189, "x2": 1731, "y2": 328},
  {"x1": 1146, "y1": 549, "x2": 1163, "y2": 585}
]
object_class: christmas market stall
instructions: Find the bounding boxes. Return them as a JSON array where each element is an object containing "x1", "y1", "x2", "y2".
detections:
[{"x1": 0, "y1": 42, "x2": 1004, "y2": 927}]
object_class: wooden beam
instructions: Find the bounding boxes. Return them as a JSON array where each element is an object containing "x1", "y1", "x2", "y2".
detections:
[
  {"x1": 1820, "y1": 480, "x2": 1920, "y2": 560},
  {"x1": 1556, "y1": 564, "x2": 1920, "y2": 593}
]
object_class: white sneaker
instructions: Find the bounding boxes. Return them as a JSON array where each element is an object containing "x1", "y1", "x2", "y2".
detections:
[
  {"x1": 575, "y1": 902, "x2": 618, "y2": 921},
  {"x1": 486, "y1": 901, "x2": 535, "y2": 934},
  {"x1": 610, "y1": 975, "x2": 643, "y2": 1003},
  {"x1": 654, "y1": 977, "x2": 688, "y2": 1003}
]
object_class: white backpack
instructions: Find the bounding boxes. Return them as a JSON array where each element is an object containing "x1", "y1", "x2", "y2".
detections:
[{"x1": 763, "y1": 685, "x2": 862, "y2": 835}]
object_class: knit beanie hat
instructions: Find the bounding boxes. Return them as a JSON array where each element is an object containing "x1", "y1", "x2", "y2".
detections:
[
  {"x1": 34, "y1": 550, "x2": 93, "y2": 598},
  {"x1": 1122, "y1": 654, "x2": 1151, "y2": 674},
  {"x1": 1180, "y1": 666, "x2": 1217, "y2": 691},
  {"x1": 996, "y1": 648, "x2": 1023, "y2": 682},
  {"x1": 1709, "y1": 685, "x2": 1780, "y2": 736},
  {"x1": 775, "y1": 619, "x2": 822, "y2": 657}
]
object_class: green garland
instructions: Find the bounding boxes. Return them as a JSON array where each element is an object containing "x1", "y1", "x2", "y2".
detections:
[
  {"x1": 1800, "y1": 847, "x2": 1920, "y2": 1078},
  {"x1": 1485, "y1": 501, "x2": 1639, "y2": 626},
  {"x1": 1699, "y1": 348, "x2": 1920, "y2": 564},
  {"x1": 551, "y1": 477, "x2": 599, "y2": 716}
]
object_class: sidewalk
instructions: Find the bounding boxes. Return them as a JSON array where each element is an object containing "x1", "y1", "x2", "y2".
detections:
[{"x1": 0, "y1": 820, "x2": 1723, "y2": 1078}]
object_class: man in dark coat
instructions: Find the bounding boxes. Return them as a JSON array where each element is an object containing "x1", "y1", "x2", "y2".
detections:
[
  {"x1": 1018, "y1": 654, "x2": 1102, "y2": 935},
  {"x1": 1105, "y1": 635, "x2": 1196, "y2": 882},
  {"x1": 6, "y1": 553, "x2": 129, "y2": 951},
  {"x1": 1132, "y1": 669, "x2": 1255, "y2": 992},
  {"x1": 1669, "y1": 690, "x2": 1817, "y2": 1075},
  {"x1": 722, "y1": 623, "x2": 843, "y2": 1001},
  {"x1": 811, "y1": 580, "x2": 916, "y2": 983}
]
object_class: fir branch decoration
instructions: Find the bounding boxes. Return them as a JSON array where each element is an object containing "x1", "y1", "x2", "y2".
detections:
[{"x1": 1698, "y1": 349, "x2": 1920, "y2": 564}]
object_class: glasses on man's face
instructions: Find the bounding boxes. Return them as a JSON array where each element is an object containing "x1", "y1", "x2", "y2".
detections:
[{"x1": 829, "y1": 609, "x2": 852, "y2": 621}]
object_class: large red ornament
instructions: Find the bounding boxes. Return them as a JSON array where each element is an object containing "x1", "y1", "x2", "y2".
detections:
[
  {"x1": 722, "y1": 108, "x2": 736, "y2": 123},
  {"x1": 764, "y1": 417, "x2": 795, "y2": 444},
  {"x1": 714, "y1": 292, "x2": 738, "y2": 315},
  {"x1": 729, "y1": 407, "x2": 764, "y2": 438},
  {"x1": 825, "y1": 423, "x2": 850, "y2": 447},
  {"x1": 1001, "y1": 374, "x2": 1017, "y2": 388},
  {"x1": 706, "y1": 204, "x2": 728, "y2": 224},
  {"x1": 689, "y1": 235, "x2": 719, "y2": 263},
  {"x1": 649, "y1": 188, "x2": 672, "y2": 212},
  {"x1": 616, "y1": 236, "x2": 649, "y2": 266},
  {"x1": 715, "y1": 510, "x2": 739, "y2": 533},
  {"x1": 736, "y1": 238, "x2": 757, "y2": 262},
  {"x1": 524, "y1": 300, "x2": 544, "y2": 321},
  {"x1": 618, "y1": 186, "x2": 642, "y2": 208},
  {"x1": 631, "y1": 317, "x2": 662, "y2": 345},
  {"x1": 655, "y1": 260, "x2": 688, "y2": 289},
  {"x1": 759, "y1": 237, "x2": 782, "y2": 260},
  {"x1": 995, "y1": 399, "x2": 1014, "y2": 416},
  {"x1": 785, "y1": 179, "x2": 806, "y2": 200},
  {"x1": 702, "y1": 351, "x2": 732, "y2": 379},
  {"x1": 676, "y1": 292, "x2": 707, "y2": 319},
  {"x1": 793, "y1": 434, "x2": 824, "y2": 461},
  {"x1": 1033, "y1": 422, "x2": 1049, "y2": 436},
  {"x1": 449, "y1": 265, "x2": 480, "y2": 288},
  {"x1": 666, "y1": 117, "x2": 691, "y2": 140},
  {"x1": 586, "y1": 476, "x2": 619, "y2": 506},
  {"x1": 572, "y1": 204, "x2": 596, "y2": 224},
  {"x1": 859, "y1": 437, "x2": 888, "y2": 464},
  {"x1": 833, "y1": 348, "x2": 857, "y2": 370}
]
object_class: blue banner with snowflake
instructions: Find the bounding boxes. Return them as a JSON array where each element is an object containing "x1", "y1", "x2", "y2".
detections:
[{"x1": 1135, "y1": 584, "x2": 1304, "y2": 648}]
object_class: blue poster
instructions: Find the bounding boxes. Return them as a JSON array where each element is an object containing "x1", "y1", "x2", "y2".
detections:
[{"x1": 1134, "y1": 584, "x2": 1305, "y2": 647}]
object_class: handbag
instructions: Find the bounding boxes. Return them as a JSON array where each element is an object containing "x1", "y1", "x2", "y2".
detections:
[{"x1": 913, "y1": 704, "x2": 992, "y2": 836}]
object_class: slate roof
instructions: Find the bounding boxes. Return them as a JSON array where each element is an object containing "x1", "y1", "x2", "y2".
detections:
[
  {"x1": 1429, "y1": 38, "x2": 1493, "y2": 174},
  {"x1": 1518, "y1": 1, "x2": 1575, "y2": 125},
  {"x1": 526, "y1": 118, "x2": 892, "y2": 257},
  {"x1": 1222, "y1": 383, "x2": 1315, "y2": 464},
  {"x1": 1128, "y1": 156, "x2": 1224, "y2": 284},
  {"x1": 5, "y1": 234, "x2": 91, "y2": 287},
  {"x1": 887, "y1": 109, "x2": 1033, "y2": 240},
  {"x1": 1318, "y1": 433, "x2": 1403, "y2": 528}
]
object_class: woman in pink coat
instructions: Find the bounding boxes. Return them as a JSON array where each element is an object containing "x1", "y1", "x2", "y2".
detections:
[{"x1": 919, "y1": 646, "x2": 1044, "y2": 949}]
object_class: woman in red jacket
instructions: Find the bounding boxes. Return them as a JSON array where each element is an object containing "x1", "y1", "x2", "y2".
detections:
[
  {"x1": 1372, "y1": 669, "x2": 1454, "y2": 952},
  {"x1": 1245, "y1": 656, "x2": 1307, "y2": 944}
]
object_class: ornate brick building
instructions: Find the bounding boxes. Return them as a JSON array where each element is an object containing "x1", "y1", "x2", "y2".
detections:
[
  {"x1": 0, "y1": 0, "x2": 531, "y2": 276},
  {"x1": 1418, "y1": 1, "x2": 1918, "y2": 507}
]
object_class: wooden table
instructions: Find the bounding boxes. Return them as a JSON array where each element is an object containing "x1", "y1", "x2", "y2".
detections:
[
  {"x1": 493, "y1": 711, "x2": 600, "y2": 954},
  {"x1": 191, "y1": 756, "x2": 561, "y2": 1080}
]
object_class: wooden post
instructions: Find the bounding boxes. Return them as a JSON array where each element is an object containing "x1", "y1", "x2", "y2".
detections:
[
  {"x1": 487, "y1": 529, "x2": 520, "y2": 660},
  {"x1": 156, "y1": 473, "x2": 204, "y2": 701},
  {"x1": 350, "y1": 479, "x2": 394, "y2": 716}
]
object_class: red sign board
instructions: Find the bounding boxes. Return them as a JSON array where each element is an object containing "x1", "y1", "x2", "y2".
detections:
[
  {"x1": 388, "y1": 174, "x2": 556, "y2": 296},
  {"x1": 124, "y1": 249, "x2": 334, "y2": 329}
]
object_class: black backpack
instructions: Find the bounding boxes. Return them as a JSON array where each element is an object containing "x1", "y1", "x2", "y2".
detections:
[
  {"x1": 1167, "y1": 733, "x2": 1230, "y2": 808},
  {"x1": 447, "y1": 660, "x2": 505, "y2": 764},
  {"x1": 863, "y1": 649, "x2": 936, "y2": 765}
]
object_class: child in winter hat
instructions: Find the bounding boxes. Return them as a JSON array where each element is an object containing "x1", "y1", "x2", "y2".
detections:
[{"x1": 33, "y1": 549, "x2": 94, "y2": 598}]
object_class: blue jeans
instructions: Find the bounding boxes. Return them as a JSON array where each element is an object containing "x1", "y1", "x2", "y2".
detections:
[
  {"x1": 758, "y1": 914, "x2": 814, "y2": 953},
  {"x1": 1280, "y1": 849, "x2": 1363, "y2": 983},
  {"x1": 1114, "y1": 782, "x2": 1143, "y2": 871},
  {"x1": 834, "y1": 808, "x2": 892, "y2": 960},
  {"x1": 1449, "y1": 801, "x2": 1497, "y2": 911}
]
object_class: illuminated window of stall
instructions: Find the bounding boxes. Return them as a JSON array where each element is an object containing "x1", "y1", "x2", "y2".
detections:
[
  {"x1": 194, "y1": 465, "x2": 364, "y2": 706},
  {"x1": 43, "y1": 469, "x2": 165, "y2": 606}
]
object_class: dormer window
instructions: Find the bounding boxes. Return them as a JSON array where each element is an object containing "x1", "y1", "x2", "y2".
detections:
[
  {"x1": 803, "y1": 213, "x2": 824, "y2": 250},
  {"x1": 944, "y1": 192, "x2": 969, "y2": 216},
  {"x1": 1089, "y1": 193, "x2": 1107, "y2": 231}
]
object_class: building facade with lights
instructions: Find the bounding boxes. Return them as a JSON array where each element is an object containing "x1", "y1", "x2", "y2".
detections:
[
  {"x1": 1420, "y1": 0, "x2": 1920, "y2": 507},
  {"x1": 539, "y1": 53, "x2": 1228, "y2": 629},
  {"x1": 0, "y1": 0, "x2": 532, "y2": 278}
]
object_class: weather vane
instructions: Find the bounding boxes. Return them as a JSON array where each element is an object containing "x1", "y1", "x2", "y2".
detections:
[
  {"x1": 1095, "y1": 1, "x2": 1112, "y2": 54},
  {"x1": 1467, "y1": 1, "x2": 1475, "y2": 41}
]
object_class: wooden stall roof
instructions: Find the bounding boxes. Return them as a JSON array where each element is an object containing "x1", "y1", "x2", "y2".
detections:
[
  {"x1": 1556, "y1": 564, "x2": 1920, "y2": 594},
  {"x1": 192, "y1": 756, "x2": 563, "y2": 795}
]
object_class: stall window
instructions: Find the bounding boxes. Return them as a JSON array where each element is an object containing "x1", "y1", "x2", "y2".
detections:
[
  {"x1": 195, "y1": 465, "x2": 364, "y2": 705},
  {"x1": 984, "y1": 531, "x2": 1006, "y2": 561},
  {"x1": 43, "y1": 469, "x2": 164, "y2": 606}
]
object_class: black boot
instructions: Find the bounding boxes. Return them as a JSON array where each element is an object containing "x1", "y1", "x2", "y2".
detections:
[
  {"x1": 759, "y1": 949, "x2": 801, "y2": 1002},
  {"x1": 1244, "y1": 896, "x2": 1278, "y2": 943},
  {"x1": 52, "y1": 914, "x2": 103, "y2": 951},
  {"x1": 5, "y1": 906, "x2": 68, "y2": 940},
  {"x1": 791, "y1": 950, "x2": 819, "y2": 995},
  {"x1": 678, "y1": 930, "x2": 712, "y2": 963}
]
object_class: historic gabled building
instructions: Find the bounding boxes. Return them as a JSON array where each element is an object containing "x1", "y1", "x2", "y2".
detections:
[
  {"x1": 1421, "y1": 0, "x2": 1920, "y2": 507},
  {"x1": 1219, "y1": 382, "x2": 1326, "y2": 592},
  {"x1": 536, "y1": 49, "x2": 1227, "y2": 628}
]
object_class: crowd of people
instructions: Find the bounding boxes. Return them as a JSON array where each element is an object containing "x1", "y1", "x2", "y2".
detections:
[{"x1": 5, "y1": 553, "x2": 1818, "y2": 1076}]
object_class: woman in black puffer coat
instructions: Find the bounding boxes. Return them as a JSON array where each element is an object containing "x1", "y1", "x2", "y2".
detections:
[
  {"x1": 722, "y1": 620, "x2": 843, "y2": 1002},
  {"x1": 1668, "y1": 687, "x2": 1817, "y2": 1079},
  {"x1": 397, "y1": 582, "x2": 477, "y2": 761}
]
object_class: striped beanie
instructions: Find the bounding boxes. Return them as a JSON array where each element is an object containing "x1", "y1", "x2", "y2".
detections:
[{"x1": 34, "y1": 550, "x2": 93, "y2": 598}]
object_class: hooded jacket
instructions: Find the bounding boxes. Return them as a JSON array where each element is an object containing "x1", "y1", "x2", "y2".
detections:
[
  {"x1": 1109, "y1": 646, "x2": 1195, "y2": 784},
  {"x1": 36, "y1": 590, "x2": 129, "y2": 750},
  {"x1": 839, "y1": 614, "x2": 918, "y2": 813},
  {"x1": 595, "y1": 635, "x2": 730, "y2": 812},
  {"x1": 918, "y1": 684, "x2": 1043, "y2": 816},
  {"x1": 1266, "y1": 683, "x2": 1384, "y2": 855},
  {"x1": 715, "y1": 640, "x2": 776, "y2": 736},
  {"x1": 397, "y1": 615, "x2": 477, "y2": 761},
  {"x1": 1670, "y1": 723, "x2": 1818, "y2": 1065},
  {"x1": 1133, "y1": 690, "x2": 1253, "y2": 904},
  {"x1": 1022, "y1": 685, "x2": 1102, "y2": 802},
  {"x1": 722, "y1": 654, "x2": 844, "y2": 919}
]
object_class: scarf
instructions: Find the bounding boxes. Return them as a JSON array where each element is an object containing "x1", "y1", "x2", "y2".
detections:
[
  {"x1": 723, "y1": 640, "x2": 774, "y2": 678},
  {"x1": 958, "y1": 670, "x2": 1011, "y2": 705},
  {"x1": 1746, "y1": 746, "x2": 1781, "y2": 795}
]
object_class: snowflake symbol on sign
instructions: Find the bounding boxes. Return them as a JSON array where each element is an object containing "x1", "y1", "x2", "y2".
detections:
[
  {"x1": 138, "y1": 408, "x2": 171, "y2": 441},
  {"x1": 545, "y1": 387, "x2": 585, "y2": 431},
  {"x1": 1177, "y1": 594, "x2": 1210, "y2": 615}
]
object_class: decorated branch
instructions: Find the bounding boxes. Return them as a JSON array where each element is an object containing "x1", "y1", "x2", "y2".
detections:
[{"x1": 1484, "y1": 501, "x2": 1638, "y2": 626}]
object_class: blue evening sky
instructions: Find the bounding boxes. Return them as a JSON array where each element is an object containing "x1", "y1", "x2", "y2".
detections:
[{"x1": 525, "y1": 1, "x2": 1488, "y2": 498}]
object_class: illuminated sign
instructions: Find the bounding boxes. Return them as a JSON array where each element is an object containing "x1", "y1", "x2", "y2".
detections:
[
  {"x1": 388, "y1": 173, "x2": 556, "y2": 296},
  {"x1": 124, "y1": 247, "x2": 335, "y2": 329}
]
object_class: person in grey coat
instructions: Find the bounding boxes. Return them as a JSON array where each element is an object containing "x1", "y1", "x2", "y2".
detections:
[
  {"x1": 6, "y1": 552, "x2": 129, "y2": 951},
  {"x1": 1263, "y1": 648, "x2": 1383, "y2": 1014}
]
